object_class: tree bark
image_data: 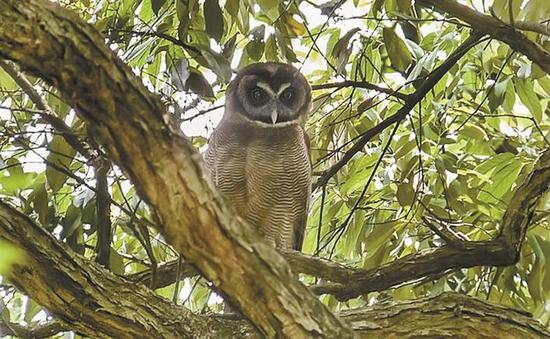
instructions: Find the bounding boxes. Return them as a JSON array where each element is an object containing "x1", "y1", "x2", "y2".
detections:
[
  {"x1": 1, "y1": 200, "x2": 549, "y2": 338},
  {"x1": 0, "y1": 1, "x2": 351, "y2": 337},
  {"x1": 1, "y1": 0, "x2": 549, "y2": 337}
]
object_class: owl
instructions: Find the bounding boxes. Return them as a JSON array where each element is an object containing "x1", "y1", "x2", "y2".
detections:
[{"x1": 205, "y1": 62, "x2": 312, "y2": 251}]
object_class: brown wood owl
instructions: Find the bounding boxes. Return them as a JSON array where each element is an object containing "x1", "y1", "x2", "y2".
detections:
[{"x1": 205, "y1": 62, "x2": 312, "y2": 250}]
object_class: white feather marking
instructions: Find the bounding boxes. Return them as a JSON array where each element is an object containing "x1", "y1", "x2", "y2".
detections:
[
  {"x1": 256, "y1": 82, "x2": 276, "y2": 97},
  {"x1": 277, "y1": 82, "x2": 291, "y2": 95}
]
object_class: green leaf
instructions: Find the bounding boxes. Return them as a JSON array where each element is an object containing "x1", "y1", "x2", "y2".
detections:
[
  {"x1": 0, "y1": 241, "x2": 24, "y2": 276},
  {"x1": 264, "y1": 34, "x2": 279, "y2": 61},
  {"x1": 176, "y1": 2, "x2": 190, "y2": 40},
  {"x1": 201, "y1": 50, "x2": 232, "y2": 83},
  {"x1": 151, "y1": 0, "x2": 166, "y2": 15},
  {"x1": 331, "y1": 28, "x2": 360, "y2": 60},
  {"x1": 488, "y1": 77, "x2": 510, "y2": 111},
  {"x1": 192, "y1": 136, "x2": 207, "y2": 148},
  {"x1": 109, "y1": 248, "x2": 126, "y2": 275},
  {"x1": 245, "y1": 40, "x2": 265, "y2": 61},
  {"x1": 24, "y1": 299, "x2": 42, "y2": 323},
  {"x1": 46, "y1": 135, "x2": 77, "y2": 193},
  {"x1": 185, "y1": 69, "x2": 215, "y2": 98},
  {"x1": 225, "y1": 0, "x2": 239, "y2": 17},
  {"x1": 61, "y1": 204, "x2": 82, "y2": 240},
  {"x1": 0, "y1": 67, "x2": 17, "y2": 90},
  {"x1": 0, "y1": 159, "x2": 36, "y2": 194},
  {"x1": 521, "y1": 0, "x2": 550, "y2": 22},
  {"x1": 476, "y1": 154, "x2": 525, "y2": 203},
  {"x1": 460, "y1": 124, "x2": 488, "y2": 142},
  {"x1": 204, "y1": 0, "x2": 224, "y2": 42},
  {"x1": 169, "y1": 58, "x2": 189, "y2": 92},
  {"x1": 33, "y1": 183, "x2": 50, "y2": 226},
  {"x1": 257, "y1": 0, "x2": 280, "y2": 21},
  {"x1": 397, "y1": 182, "x2": 415, "y2": 206},
  {"x1": 515, "y1": 79, "x2": 542, "y2": 122},
  {"x1": 383, "y1": 27, "x2": 412, "y2": 72}
]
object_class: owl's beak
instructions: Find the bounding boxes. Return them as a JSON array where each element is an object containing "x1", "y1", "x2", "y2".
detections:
[{"x1": 271, "y1": 110, "x2": 278, "y2": 124}]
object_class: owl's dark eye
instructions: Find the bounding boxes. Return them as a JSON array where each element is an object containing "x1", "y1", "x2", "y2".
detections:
[
  {"x1": 280, "y1": 88, "x2": 294, "y2": 104},
  {"x1": 250, "y1": 87, "x2": 268, "y2": 105}
]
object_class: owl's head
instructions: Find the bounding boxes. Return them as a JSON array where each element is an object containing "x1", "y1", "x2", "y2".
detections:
[{"x1": 224, "y1": 62, "x2": 311, "y2": 127}]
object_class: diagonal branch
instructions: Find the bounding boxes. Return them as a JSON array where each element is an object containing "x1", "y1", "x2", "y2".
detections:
[
  {"x1": 314, "y1": 31, "x2": 484, "y2": 189},
  {"x1": 0, "y1": 1, "x2": 351, "y2": 337},
  {"x1": 417, "y1": 0, "x2": 550, "y2": 74},
  {"x1": 0, "y1": 201, "x2": 242, "y2": 338}
]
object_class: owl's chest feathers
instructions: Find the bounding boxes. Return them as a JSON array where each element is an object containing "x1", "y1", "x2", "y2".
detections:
[
  {"x1": 226, "y1": 123, "x2": 309, "y2": 176},
  {"x1": 210, "y1": 122, "x2": 311, "y2": 204}
]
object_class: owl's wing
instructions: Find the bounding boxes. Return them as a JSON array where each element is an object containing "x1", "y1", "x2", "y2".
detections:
[
  {"x1": 293, "y1": 129, "x2": 312, "y2": 251},
  {"x1": 204, "y1": 130, "x2": 219, "y2": 184}
]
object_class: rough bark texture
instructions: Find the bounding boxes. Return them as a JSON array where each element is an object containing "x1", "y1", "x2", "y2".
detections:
[
  {"x1": 1, "y1": 199, "x2": 549, "y2": 338},
  {"x1": 0, "y1": 1, "x2": 351, "y2": 337},
  {"x1": 340, "y1": 293, "x2": 550, "y2": 338},
  {"x1": 1, "y1": 0, "x2": 550, "y2": 337},
  {"x1": 0, "y1": 202, "x2": 248, "y2": 338}
]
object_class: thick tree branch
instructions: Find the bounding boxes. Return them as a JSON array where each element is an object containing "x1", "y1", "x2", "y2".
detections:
[
  {"x1": 0, "y1": 1, "x2": 351, "y2": 337},
  {"x1": 418, "y1": 0, "x2": 550, "y2": 74},
  {"x1": 0, "y1": 201, "x2": 245, "y2": 338},
  {"x1": 5, "y1": 197, "x2": 548, "y2": 338},
  {"x1": 0, "y1": 321, "x2": 66, "y2": 338}
]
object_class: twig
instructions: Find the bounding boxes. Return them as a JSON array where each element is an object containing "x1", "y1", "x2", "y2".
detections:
[
  {"x1": 311, "y1": 81, "x2": 409, "y2": 101},
  {"x1": 94, "y1": 158, "x2": 112, "y2": 267},
  {"x1": 314, "y1": 31, "x2": 484, "y2": 190},
  {"x1": 0, "y1": 60, "x2": 94, "y2": 160}
]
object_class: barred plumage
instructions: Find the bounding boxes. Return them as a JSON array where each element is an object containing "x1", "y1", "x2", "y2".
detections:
[{"x1": 205, "y1": 62, "x2": 312, "y2": 250}]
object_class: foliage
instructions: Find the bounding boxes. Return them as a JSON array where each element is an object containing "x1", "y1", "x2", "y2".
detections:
[
  {"x1": 0, "y1": 241, "x2": 23, "y2": 276},
  {"x1": 0, "y1": 0, "x2": 549, "y2": 334}
]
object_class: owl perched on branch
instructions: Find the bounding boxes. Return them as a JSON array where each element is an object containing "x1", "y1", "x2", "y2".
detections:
[{"x1": 205, "y1": 62, "x2": 312, "y2": 251}]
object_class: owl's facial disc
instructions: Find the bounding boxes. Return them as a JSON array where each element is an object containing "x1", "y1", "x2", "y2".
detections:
[
  {"x1": 230, "y1": 63, "x2": 311, "y2": 127},
  {"x1": 243, "y1": 80, "x2": 303, "y2": 125}
]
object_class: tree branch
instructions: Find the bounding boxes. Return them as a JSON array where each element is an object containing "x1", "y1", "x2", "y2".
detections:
[
  {"x1": 514, "y1": 20, "x2": 550, "y2": 38},
  {"x1": 0, "y1": 201, "x2": 244, "y2": 338},
  {"x1": 0, "y1": 59, "x2": 94, "y2": 160},
  {"x1": 311, "y1": 81, "x2": 409, "y2": 101},
  {"x1": 1, "y1": 199, "x2": 549, "y2": 337},
  {"x1": 0, "y1": 1, "x2": 351, "y2": 337},
  {"x1": 0, "y1": 321, "x2": 66, "y2": 338},
  {"x1": 314, "y1": 31, "x2": 483, "y2": 189},
  {"x1": 418, "y1": 0, "x2": 550, "y2": 74},
  {"x1": 94, "y1": 158, "x2": 112, "y2": 267}
]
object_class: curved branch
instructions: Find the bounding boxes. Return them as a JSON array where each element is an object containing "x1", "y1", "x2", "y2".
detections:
[
  {"x1": 0, "y1": 1, "x2": 351, "y2": 337},
  {"x1": 314, "y1": 32, "x2": 483, "y2": 189},
  {"x1": 0, "y1": 201, "x2": 240, "y2": 338},
  {"x1": 418, "y1": 0, "x2": 550, "y2": 74}
]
